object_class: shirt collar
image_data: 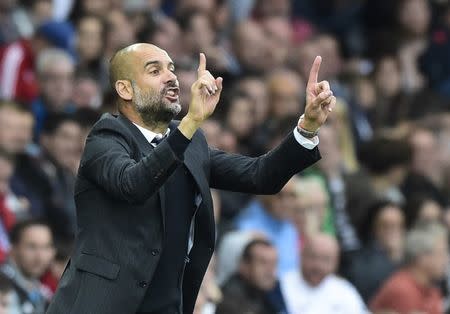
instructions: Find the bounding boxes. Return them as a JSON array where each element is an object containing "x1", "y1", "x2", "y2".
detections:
[{"x1": 132, "y1": 122, "x2": 170, "y2": 144}]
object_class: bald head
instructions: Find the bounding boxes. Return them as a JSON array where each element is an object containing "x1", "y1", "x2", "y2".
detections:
[
  {"x1": 109, "y1": 43, "x2": 166, "y2": 89},
  {"x1": 302, "y1": 234, "x2": 339, "y2": 286}
]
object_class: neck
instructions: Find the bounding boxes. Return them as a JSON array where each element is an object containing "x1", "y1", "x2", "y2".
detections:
[
  {"x1": 120, "y1": 107, "x2": 169, "y2": 134},
  {"x1": 408, "y1": 265, "x2": 432, "y2": 287}
]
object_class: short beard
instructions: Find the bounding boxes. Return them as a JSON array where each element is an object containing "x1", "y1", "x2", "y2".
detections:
[{"x1": 131, "y1": 81, "x2": 181, "y2": 128}]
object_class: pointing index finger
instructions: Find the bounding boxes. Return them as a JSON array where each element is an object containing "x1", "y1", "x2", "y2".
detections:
[
  {"x1": 198, "y1": 52, "x2": 206, "y2": 74},
  {"x1": 307, "y1": 56, "x2": 322, "y2": 87}
]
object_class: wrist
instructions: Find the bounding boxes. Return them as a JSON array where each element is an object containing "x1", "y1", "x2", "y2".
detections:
[
  {"x1": 178, "y1": 115, "x2": 202, "y2": 139},
  {"x1": 298, "y1": 114, "x2": 320, "y2": 132}
]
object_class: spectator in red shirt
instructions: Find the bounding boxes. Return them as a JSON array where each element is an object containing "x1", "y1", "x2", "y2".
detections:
[{"x1": 370, "y1": 222, "x2": 448, "y2": 314}]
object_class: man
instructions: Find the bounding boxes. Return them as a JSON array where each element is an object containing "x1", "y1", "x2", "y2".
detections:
[
  {"x1": 0, "y1": 219, "x2": 55, "y2": 314},
  {"x1": 281, "y1": 234, "x2": 367, "y2": 314},
  {"x1": 370, "y1": 222, "x2": 447, "y2": 314},
  {"x1": 39, "y1": 113, "x2": 83, "y2": 237},
  {"x1": 216, "y1": 239, "x2": 283, "y2": 314},
  {"x1": 31, "y1": 48, "x2": 75, "y2": 139},
  {"x1": 235, "y1": 178, "x2": 300, "y2": 275},
  {"x1": 47, "y1": 43, "x2": 335, "y2": 314}
]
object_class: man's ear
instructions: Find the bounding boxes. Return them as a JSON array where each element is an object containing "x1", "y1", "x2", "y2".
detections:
[{"x1": 115, "y1": 80, "x2": 133, "y2": 101}]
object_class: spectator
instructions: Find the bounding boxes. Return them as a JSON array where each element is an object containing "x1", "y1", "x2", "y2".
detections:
[
  {"x1": 343, "y1": 200, "x2": 405, "y2": 302},
  {"x1": 0, "y1": 101, "x2": 48, "y2": 218},
  {"x1": 0, "y1": 219, "x2": 55, "y2": 314},
  {"x1": 291, "y1": 176, "x2": 333, "y2": 248},
  {"x1": 370, "y1": 222, "x2": 447, "y2": 314},
  {"x1": 235, "y1": 178, "x2": 300, "y2": 275},
  {"x1": 39, "y1": 113, "x2": 82, "y2": 237},
  {"x1": 71, "y1": 72, "x2": 102, "y2": 110},
  {"x1": 346, "y1": 136, "x2": 412, "y2": 229},
  {"x1": 41, "y1": 237, "x2": 73, "y2": 295},
  {"x1": 31, "y1": 48, "x2": 75, "y2": 139},
  {"x1": 216, "y1": 239, "x2": 284, "y2": 314},
  {"x1": 404, "y1": 194, "x2": 444, "y2": 228},
  {"x1": 281, "y1": 233, "x2": 366, "y2": 314}
]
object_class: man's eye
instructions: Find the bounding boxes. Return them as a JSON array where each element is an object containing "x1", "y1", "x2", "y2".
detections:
[{"x1": 151, "y1": 69, "x2": 159, "y2": 75}]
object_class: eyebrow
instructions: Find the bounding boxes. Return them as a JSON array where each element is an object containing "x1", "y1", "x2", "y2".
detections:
[{"x1": 144, "y1": 60, "x2": 175, "y2": 69}]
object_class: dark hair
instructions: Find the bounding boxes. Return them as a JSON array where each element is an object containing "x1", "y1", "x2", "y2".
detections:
[
  {"x1": 9, "y1": 219, "x2": 52, "y2": 246},
  {"x1": 358, "y1": 199, "x2": 403, "y2": 244},
  {"x1": 73, "y1": 108, "x2": 101, "y2": 129},
  {"x1": 241, "y1": 238, "x2": 273, "y2": 263},
  {"x1": 0, "y1": 99, "x2": 33, "y2": 115},
  {"x1": 358, "y1": 136, "x2": 412, "y2": 174},
  {"x1": 0, "y1": 273, "x2": 13, "y2": 294},
  {"x1": 404, "y1": 194, "x2": 442, "y2": 228},
  {"x1": 41, "y1": 112, "x2": 79, "y2": 136}
]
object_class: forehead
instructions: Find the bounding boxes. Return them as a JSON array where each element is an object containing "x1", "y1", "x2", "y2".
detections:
[{"x1": 134, "y1": 46, "x2": 173, "y2": 67}]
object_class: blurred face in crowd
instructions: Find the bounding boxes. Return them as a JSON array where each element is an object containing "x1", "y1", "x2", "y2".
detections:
[
  {"x1": 417, "y1": 199, "x2": 442, "y2": 224},
  {"x1": 240, "y1": 243, "x2": 278, "y2": 291},
  {"x1": 31, "y1": 0, "x2": 52, "y2": 25},
  {"x1": 263, "y1": 16, "x2": 292, "y2": 68},
  {"x1": 374, "y1": 56, "x2": 401, "y2": 98},
  {"x1": 317, "y1": 124, "x2": 342, "y2": 176},
  {"x1": 149, "y1": 18, "x2": 182, "y2": 62},
  {"x1": 0, "y1": 107, "x2": 33, "y2": 154},
  {"x1": 268, "y1": 69, "x2": 304, "y2": 118},
  {"x1": 398, "y1": 0, "x2": 431, "y2": 37},
  {"x1": 373, "y1": 205, "x2": 405, "y2": 256},
  {"x1": 301, "y1": 234, "x2": 339, "y2": 287},
  {"x1": 262, "y1": 179, "x2": 297, "y2": 221},
  {"x1": 225, "y1": 96, "x2": 255, "y2": 140},
  {"x1": 233, "y1": 21, "x2": 269, "y2": 74},
  {"x1": 41, "y1": 121, "x2": 82, "y2": 171},
  {"x1": 292, "y1": 180, "x2": 328, "y2": 236},
  {"x1": 201, "y1": 119, "x2": 222, "y2": 149},
  {"x1": 0, "y1": 157, "x2": 13, "y2": 195},
  {"x1": 82, "y1": 0, "x2": 110, "y2": 17},
  {"x1": 292, "y1": 40, "x2": 318, "y2": 81},
  {"x1": 72, "y1": 76, "x2": 102, "y2": 109},
  {"x1": 255, "y1": 0, "x2": 290, "y2": 17},
  {"x1": 410, "y1": 129, "x2": 440, "y2": 180},
  {"x1": 106, "y1": 10, "x2": 135, "y2": 54},
  {"x1": 77, "y1": 16, "x2": 104, "y2": 63},
  {"x1": 184, "y1": 13, "x2": 215, "y2": 54},
  {"x1": 417, "y1": 234, "x2": 449, "y2": 281},
  {"x1": 177, "y1": 0, "x2": 215, "y2": 15},
  {"x1": 315, "y1": 35, "x2": 342, "y2": 80},
  {"x1": 236, "y1": 77, "x2": 269, "y2": 126},
  {"x1": 11, "y1": 225, "x2": 55, "y2": 279},
  {"x1": 39, "y1": 58, "x2": 74, "y2": 111}
]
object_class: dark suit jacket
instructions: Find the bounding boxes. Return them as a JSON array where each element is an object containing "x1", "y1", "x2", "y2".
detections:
[{"x1": 46, "y1": 113, "x2": 320, "y2": 314}]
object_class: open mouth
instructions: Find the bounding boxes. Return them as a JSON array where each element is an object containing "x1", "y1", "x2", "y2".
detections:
[{"x1": 165, "y1": 87, "x2": 179, "y2": 102}]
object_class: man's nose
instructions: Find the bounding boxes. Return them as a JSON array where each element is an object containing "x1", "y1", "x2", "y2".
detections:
[{"x1": 165, "y1": 69, "x2": 178, "y2": 82}]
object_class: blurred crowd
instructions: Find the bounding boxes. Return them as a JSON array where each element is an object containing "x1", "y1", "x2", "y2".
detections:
[{"x1": 0, "y1": 0, "x2": 449, "y2": 313}]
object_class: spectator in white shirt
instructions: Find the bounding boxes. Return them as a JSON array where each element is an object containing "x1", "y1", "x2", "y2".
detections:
[{"x1": 281, "y1": 233, "x2": 367, "y2": 314}]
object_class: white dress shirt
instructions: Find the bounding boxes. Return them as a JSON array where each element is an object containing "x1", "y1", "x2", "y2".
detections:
[{"x1": 281, "y1": 269, "x2": 368, "y2": 314}]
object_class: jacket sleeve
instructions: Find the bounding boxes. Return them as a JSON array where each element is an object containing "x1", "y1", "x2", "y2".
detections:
[
  {"x1": 79, "y1": 127, "x2": 190, "y2": 204},
  {"x1": 209, "y1": 131, "x2": 321, "y2": 194}
]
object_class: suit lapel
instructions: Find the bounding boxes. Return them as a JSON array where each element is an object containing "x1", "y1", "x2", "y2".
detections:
[{"x1": 118, "y1": 114, "x2": 166, "y2": 230}]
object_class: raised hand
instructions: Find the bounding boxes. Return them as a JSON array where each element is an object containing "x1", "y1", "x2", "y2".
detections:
[
  {"x1": 187, "y1": 53, "x2": 223, "y2": 123},
  {"x1": 300, "y1": 56, "x2": 336, "y2": 132}
]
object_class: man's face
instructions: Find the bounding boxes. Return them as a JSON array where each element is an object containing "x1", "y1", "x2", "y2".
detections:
[
  {"x1": 41, "y1": 121, "x2": 82, "y2": 171},
  {"x1": 240, "y1": 244, "x2": 278, "y2": 291},
  {"x1": 374, "y1": 205, "x2": 405, "y2": 254},
  {"x1": 130, "y1": 47, "x2": 181, "y2": 125},
  {"x1": 0, "y1": 108, "x2": 33, "y2": 154},
  {"x1": 302, "y1": 237, "x2": 338, "y2": 287},
  {"x1": 11, "y1": 225, "x2": 55, "y2": 279},
  {"x1": 263, "y1": 179, "x2": 297, "y2": 221},
  {"x1": 421, "y1": 236, "x2": 449, "y2": 281},
  {"x1": 39, "y1": 60, "x2": 74, "y2": 110},
  {"x1": 0, "y1": 291, "x2": 12, "y2": 314}
]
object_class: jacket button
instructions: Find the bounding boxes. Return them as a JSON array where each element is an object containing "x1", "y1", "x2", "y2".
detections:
[
  {"x1": 151, "y1": 249, "x2": 159, "y2": 256},
  {"x1": 138, "y1": 281, "x2": 148, "y2": 288}
]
